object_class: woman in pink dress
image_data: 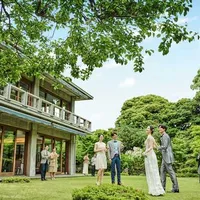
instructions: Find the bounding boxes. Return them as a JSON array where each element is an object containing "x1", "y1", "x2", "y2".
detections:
[{"x1": 94, "y1": 134, "x2": 107, "y2": 185}]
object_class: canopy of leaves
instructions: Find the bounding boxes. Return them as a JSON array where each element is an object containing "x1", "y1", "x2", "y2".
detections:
[
  {"x1": 115, "y1": 94, "x2": 194, "y2": 149},
  {"x1": 0, "y1": 0, "x2": 198, "y2": 85}
]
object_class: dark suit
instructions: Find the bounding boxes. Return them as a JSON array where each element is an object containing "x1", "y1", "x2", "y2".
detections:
[{"x1": 158, "y1": 132, "x2": 179, "y2": 191}]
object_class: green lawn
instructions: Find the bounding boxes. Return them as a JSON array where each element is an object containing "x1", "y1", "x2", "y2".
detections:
[{"x1": 0, "y1": 176, "x2": 199, "y2": 200}]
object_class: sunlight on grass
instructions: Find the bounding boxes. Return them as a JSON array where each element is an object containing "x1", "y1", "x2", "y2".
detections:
[{"x1": 0, "y1": 176, "x2": 199, "y2": 200}]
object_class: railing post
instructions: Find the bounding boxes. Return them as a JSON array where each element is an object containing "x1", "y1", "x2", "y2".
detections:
[
  {"x1": 88, "y1": 121, "x2": 92, "y2": 131},
  {"x1": 3, "y1": 84, "x2": 11, "y2": 99},
  {"x1": 37, "y1": 99, "x2": 42, "y2": 112},
  {"x1": 61, "y1": 109, "x2": 64, "y2": 120},
  {"x1": 77, "y1": 116, "x2": 80, "y2": 127},
  {"x1": 50, "y1": 104, "x2": 54, "y2": 116},
  {"x1": 21, "y1": 91, "x2": 28, "y2": 106},
  {"x1": 69, "y1": 113, "x2": 74, "y2": 124}
]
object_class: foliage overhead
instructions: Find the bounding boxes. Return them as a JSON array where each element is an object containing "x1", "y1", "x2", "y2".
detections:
[{"x1": 0, "y1": 0, "x2": 199, "y2": 85}]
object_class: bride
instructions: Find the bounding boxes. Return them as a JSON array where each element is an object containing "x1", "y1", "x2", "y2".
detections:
[{"x1": 143, "y1": 126, "x2": 165, "y2": 196}]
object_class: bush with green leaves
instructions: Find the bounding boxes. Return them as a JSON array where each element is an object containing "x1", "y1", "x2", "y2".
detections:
[
  {"x1": 121, "y1": 149, "x2": 145, "y2": 175},
  {"x1": 2, "y1": 177, "x2": 30, "y2": 183},
  {"x1": 72, "y1": 184, "x2": 147, "y2": 200}
]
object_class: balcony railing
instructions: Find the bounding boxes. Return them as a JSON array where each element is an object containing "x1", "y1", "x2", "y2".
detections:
[{"x1": 0, "y1": 84, "x2": 91, "y2": 131}]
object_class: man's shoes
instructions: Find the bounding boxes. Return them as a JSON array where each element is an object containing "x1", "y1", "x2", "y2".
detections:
[
  {"x1": 117, "y1": 182, "x2": 122, "y2": 185},
  {"x1": 112, "y1": 182, "x2": 115, "y2": 184},
  {"x1": 170, "y1": 189, "x2": 179, "y2": 193}
]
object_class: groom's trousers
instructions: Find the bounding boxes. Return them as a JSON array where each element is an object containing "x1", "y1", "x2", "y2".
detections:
[{"x1": 160, "y1": 159, "x2": 179, "y2": 191}]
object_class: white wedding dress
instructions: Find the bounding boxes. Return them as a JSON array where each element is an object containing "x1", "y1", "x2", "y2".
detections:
[{"x1": 144, "y1": 135, "x2": 165, "y2": 196}]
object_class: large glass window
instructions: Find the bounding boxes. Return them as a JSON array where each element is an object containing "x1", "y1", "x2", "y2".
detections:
[
  {"x1": 1, "y1": 130, "x2": 15, "y2": 172},
  {"x1": 15, "y1": 130, "x2": 25, "y2": 175},
  {"x1": 55, "y1": 140, "x2": 61, "y2": 172},
  {"x1": 36, "y1": 136, "x2": 43, "y2": 174},
  {"x1": 62, "y1": 141, "x2": 66, "y2": 174},
  {"x1": 44, "y1": 138, "x2": 52, "y2": 152}
]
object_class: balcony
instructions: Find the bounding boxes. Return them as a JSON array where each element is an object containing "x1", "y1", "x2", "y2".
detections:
[{"x1": 0, "y1": 84, "x2": 91, "y2": 132}]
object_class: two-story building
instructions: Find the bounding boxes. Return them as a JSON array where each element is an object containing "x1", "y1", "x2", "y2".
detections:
[{"x1": 0, "y1": 74, "x2": 93, "y2": 177}]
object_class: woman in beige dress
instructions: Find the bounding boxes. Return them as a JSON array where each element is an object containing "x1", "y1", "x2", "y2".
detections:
[
  {"x1": 49, "y1": 148, "x2": 59, "y2": 180},
  {"x1": 83, "y1": 154, "x2": 90, "y2": 175},
  {"x1": 94, "y1": 134, "x2": 107, "y2": 185}
]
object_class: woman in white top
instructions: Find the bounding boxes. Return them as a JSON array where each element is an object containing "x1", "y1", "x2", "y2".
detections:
[
  {"x1": 143, "y1": 126, "x2": 165, "y2": 196},
  {"x1": 94, "y1": 134, "x2": 107, "y2": 185}
]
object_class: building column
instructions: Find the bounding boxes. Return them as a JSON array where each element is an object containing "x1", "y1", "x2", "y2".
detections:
[
  {"x1": 71, "y1": 97, "x2": 75, "y2": 113},
  {"x1": 27, "y1": 123, "x2": 37, "y2": 176},
  {"x1": 33, "y1": 77, "x2": 40, "y2": 96},
  {"x1": 68, "y1": 134, "x2": 76, "y2": 175}
]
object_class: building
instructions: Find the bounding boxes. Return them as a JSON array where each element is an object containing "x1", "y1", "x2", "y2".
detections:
[{"x1": 0, "y1": 74, "x2": 93, "y2": 177}]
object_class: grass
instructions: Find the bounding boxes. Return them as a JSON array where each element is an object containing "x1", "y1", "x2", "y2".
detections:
[{"x1": 0, "y1": 175, "x2": 199, "y2": 200}]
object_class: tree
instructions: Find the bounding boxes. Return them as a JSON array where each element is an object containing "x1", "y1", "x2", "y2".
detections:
[
  {"x1": 191, "y1": 69, "x2": 200, "y2": 91},
  {"x1": 0, "y1": 0, "x2": 198, "y2": 85},
  {"x1": 76, "y1": 128, "x2": 113, "y2": 167},
  {"x1": 116, "y1": 94, "x2": 195, "y2": 149}
]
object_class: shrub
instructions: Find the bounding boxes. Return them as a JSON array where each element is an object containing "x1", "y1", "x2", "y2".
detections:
[
  {"x1": 72, "y1": 184, "x2": 148, "y2": 200},
  {"x1": 121, "y1": 172, "x2": 129, "y2": 176},
  {"x1": 2, "y1": 177, "x2": 31, "y2": 183},
  {"x1": 121, "y1": 153, "x2": 145, "y2": 175},
  {"x1": 104, "y1": 172, "x2": 111, "y2": 176}
]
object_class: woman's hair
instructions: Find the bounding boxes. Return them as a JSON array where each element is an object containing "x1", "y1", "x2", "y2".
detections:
[
  {"x1": 98, "y1": 134, "x2": 104, "y2": 138},
  {"x1": 148, "y1": 125, "x2": 154, "y2": 134}
]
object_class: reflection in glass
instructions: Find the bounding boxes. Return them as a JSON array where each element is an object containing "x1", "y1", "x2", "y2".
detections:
[
  {"x1": 55, "y1": 140, "x2": 61, "y2": 172},
  {"x1": 15, "y1": 130, "x2": 25, "y2": 175},
  {"x1": 36, "y1": 136, "x2": 43, "y2": 174},
  {"x1": 62, "y1": 141, "x2": 66, "y2": 174},
  {"x1": 44, "y1": 138, "x2": 52, "y2": 152},
  {"x1": 2, "y1": 130, "x2": 15, "y2": 172}
]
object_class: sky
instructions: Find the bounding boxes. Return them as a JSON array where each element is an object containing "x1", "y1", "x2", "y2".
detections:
[{"x1": 65, "y1": 1, "x2": 200, "y2": 131}]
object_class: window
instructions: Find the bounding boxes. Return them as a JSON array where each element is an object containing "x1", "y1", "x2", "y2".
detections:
[{"x1": 1, "y1": 130, "x2": 15, "y2": 172}]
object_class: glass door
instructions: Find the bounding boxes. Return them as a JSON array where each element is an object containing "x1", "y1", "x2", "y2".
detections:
[
  {"x1": 1, "y1": 130, "x2": 15, "y2": 173},
  {"x1": 62, "y1": 140, "x2": 66, "y2": 174},
  {"x1": 15, "y1": 130, "x2": 25, "y2": 175},
  {"x1": 55, "y1": 140, "x2": 61, "y2": 172},
  {"x1": 35, "y1": 136, "x2": 43, "y2": 174}
]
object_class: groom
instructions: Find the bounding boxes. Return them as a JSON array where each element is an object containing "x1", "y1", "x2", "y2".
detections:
[
  {"x1": 107, "y1": 130, "x2": 123, "y2": 185},
  {"x1": 158, "y1": 124, "x2": 179, "y2": 193}
]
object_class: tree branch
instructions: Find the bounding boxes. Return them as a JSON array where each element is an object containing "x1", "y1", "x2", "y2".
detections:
[{"x1": 1, "y1": 0, "x2": 11, "y2": 29}]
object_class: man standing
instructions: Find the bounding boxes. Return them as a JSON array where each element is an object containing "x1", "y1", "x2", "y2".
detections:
[
  {"x1": 40, "y1": 145, "x2": 50, "y2": 181},
  {"x1": 91, "y1": 154, "x2": 97, "y2": 176},
  {"x1": 158, "y1": 125, "x2": 179, "y2": 193},
  {"x1": 107, "y1": 130, "x2": 123, "y2": 185}
]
